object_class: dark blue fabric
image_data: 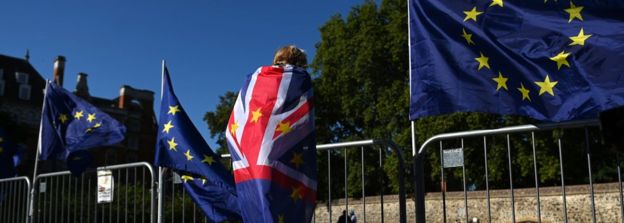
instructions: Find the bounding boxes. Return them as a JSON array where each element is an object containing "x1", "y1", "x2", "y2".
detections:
[
  {"x1": 409, "y1": 0, "x2": 624, "y2": 121},
  {"x1": 154, "y1": 66, "x2": 240, "y2": 222},
  {"x1": 39, "y1": 82, "x2": 126, "y2": 175},
  {"x1": 0, "y1": 128, "x2": 18, "y2": 178}
]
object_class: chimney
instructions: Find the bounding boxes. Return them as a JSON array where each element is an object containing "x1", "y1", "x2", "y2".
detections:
[
  {"x1": 53, "y1": 56, "x2": 66, "y2": 86},
  {"x1": 119, "y1": 86, "x2": 127, "y2": 109},
  {"x1": 25, "y1": 49, "x2": 30, "y2": 61},
  {"x1": 75, "y1": 73, "x2": 90, "y2": 98}
]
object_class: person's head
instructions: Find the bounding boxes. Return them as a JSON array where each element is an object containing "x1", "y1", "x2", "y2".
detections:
[{"x1": 273, "y1": 45, "x2": 307, "y2": 68}]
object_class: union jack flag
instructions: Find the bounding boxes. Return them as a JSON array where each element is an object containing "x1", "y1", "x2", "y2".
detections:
[{"x1": 226, "y1": 65, "x2": 317, "y2": 223}]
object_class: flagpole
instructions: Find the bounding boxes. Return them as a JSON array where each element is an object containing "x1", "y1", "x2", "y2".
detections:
[
  {"x1": 29, "y1": 81, "x2": 49, "y2": 221},
  {"x1": 157, "y1": 60, "x2": 166, "y2": 223}
]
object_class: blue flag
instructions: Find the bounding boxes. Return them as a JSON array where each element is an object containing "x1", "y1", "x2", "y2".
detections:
[
  {"x1": 409, "y1": 0, "x2": 624, "y2": 121},
  {"x1": 154, "y1": 65, "x2": 240, "y2": 222},
  {"x1": 39, "y1": 82, "x2": 126, "y2": 175},
  {"x1": 0, "y1": 128, "x2": 18, "y2": 178}
]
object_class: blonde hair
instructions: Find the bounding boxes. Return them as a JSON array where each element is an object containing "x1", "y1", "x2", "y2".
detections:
[{"x1": 273, "y1": 45, "x2": 308, "y2": 68}]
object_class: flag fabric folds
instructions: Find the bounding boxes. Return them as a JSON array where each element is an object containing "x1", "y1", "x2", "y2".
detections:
[
  {"x1": 154, "y1": 66, "x2": 240, "y2": 222},
  {"x1": 409, "y1": 0, "x2": 624, "y2": 121},
  {"x1": 39, "y1": 82, "x2": 126, "y2": 175},
  {"x1": 0, "y1": 128, "x2": 18, "y2": 178},
  {"x1": 226, "y1": 65, "x2": 317, "y2": 223}
]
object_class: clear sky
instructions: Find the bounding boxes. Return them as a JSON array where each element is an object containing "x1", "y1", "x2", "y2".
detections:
[{"x1": 0, "y1": 0, "x2": 365, "y2": 148}]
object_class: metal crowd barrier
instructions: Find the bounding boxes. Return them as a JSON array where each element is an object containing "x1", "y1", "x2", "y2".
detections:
[
  {"x1": 31, "y1": 162, "x2": 155, "y2": 223},
  {"x1": 411, "y1": 119, "x2": 617, "y2": 223},
  {"x1": 157, "y1": 168, "x2": 211, "y2": 223},
  {"x1": 0, "y1": 176, "x2": 31, "y2": 223},
  {"x1": 156, "y1": 139, "x2": 408, "y2": 223},
  {"x1": 316, "y1": 139, "x2": 407, "y2": 223}
]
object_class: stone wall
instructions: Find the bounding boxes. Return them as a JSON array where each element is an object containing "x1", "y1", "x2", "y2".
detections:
[{"x1": 315, "y1": 183, "x2": 622, "y2": 222}]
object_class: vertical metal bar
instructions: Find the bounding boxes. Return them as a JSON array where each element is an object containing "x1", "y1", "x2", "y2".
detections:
[
  {"x1": 54, "y1": 176, "x2": 58, "y2": 223},
  {"x1": 617, "y1": 154, "x2": 624, "y2": 223},
  {"x1": 80, "y1": 175, "x2": 84, "y2": 223},
  {"x1": 558, "y1": 138, "x2": 568, "y2": 222},
  {"x1": 361, "y1": 146, "x2": 366, "y2": 223},
  {"x1": 73, "y1": 177, "x2": 78, "y2": 223},
  {"x1": 182, "y1": 184, "x2": 186, "y2": 223},
  {"x1": 531, "y1": 132, "x2": 542, "y2": 223},
  {"x1": 584, "y1": 128, "x2": 597, "y2": 223},
  {"x1": 483, "y1": 136, "x2": 491, "y2": 223},
  {"x1": 116, "y1": 170, "x2": 120, "y2": 223},
  {"x1": 125, "y1": 168, "x2": 129, "y2": 223},
  {"x1": 327, "y1": 150, "x2": 332, "y2": 223},
  {"x1": 344, "y1": 148, "x2": 348, "y2": 223},
  {"x1": 0, "y1": 182, "x2": 4, "y2": 223},
  {"x1": 134, "y1": 167, "x2": 137, "y2": 223},
  {"x1": 506, "y1": 134, "x2": 516, "y2": 223},
  {"x1": 440, "y1": 141, "x2": 446, "y2": 223},
  {"x1": 379, "y1": 147, "x2": 385, "y2": 223},
  {"x1": 60, "y1": 176, "x2": 65, "y2": 223},
  {"x1": 461, "y1": 139, "x2": 468, "y2": 223},
  {"x1": 87, "y1": 179, "x2": 91, "y2": 223},
  {"x1": 9, "y1": 180, "x2": 14, "y2": 223},
  {"x1": 17, "y1": 179, "x2": 22, "y2": 223},
  {"x1": 171, "y1": 171, "x2": 175, "y2": 223},
  {"x1": 143, "y1": 168, "x2": 146, "y2": 223}
]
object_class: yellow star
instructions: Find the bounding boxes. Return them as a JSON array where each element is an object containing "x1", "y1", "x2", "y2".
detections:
[
  {"x1": 87, "y1": 113, "x2": 96, "y2": 122},
  {"x1": 550, "y1": 51, "x2": 571, "y2": 70},
  {"x1": 564, "y1": 2, "x2": 584, "y2": 23},
  {"x1": 463, "y1": 7, "x2": 483, "y2": 22},
  {"x1": 475, "y1": 53, "x2": 490, "y2": 70},
  {"x1": 202, "y1": 154, "x2": 215, "y2": 165},
  {"x1": 517, "y1": 83, "x2": 531, "y2": 101},
  {"x1": 277, "y1": 215, "x2": 285, "y2": 223},
  {"x1": 277, "y1": 122, "x2": 292, "y2": 135},
  {"x1": 168, "y1": 105, "x2": 181, "y2": 116},
  {"x1": 162, "y1": 120, "x2": 174, "y2": 134},
  {"x1": 490, "y1": 0, "x2": 503, "y2": 7},
  {"x1": 290, "y1": 186, "x2": 303, "y2": 202},
  {"x1": 93, "y1": 122, "x2": 102, "y2": 128},
  {"x1": 74, "y1": 110, "x2": 84, "y2": 120},
  {"x1": 569, "y1": 28, "x2": 591, "y2": 46},
  {"x1": 461, "y1": 28, "x2": 475, "y2": 45},
  {"x1": 167, "y1": 137, "x2": 178, "y2": 151},
  {"x1": 492, "y1": 72, "x2": 509, "y2": 91},
  {"x1": 181, "y1": 175, "x2": 194, "y2": 183},
  {"x1": 59, "y1": 114, "x2": 69, "y2": 124},
  {"x1": 535, "y1": 75, "x2": 558, "y2": 96},
  {"x1": 230, "y1": 122, "x2": 239, "y2": 135},
  {"x1": 85, "y1": 128, "x2": 93, "y2": 133},
  {"x1": 184, "y1": 150, "x2": 194, "y2": 161},
  {"x1": 251, "y1": 108, "x2": 263, "y2": 123},
  {"x1": 290, "y1": 152, "x2": 305, "y2": 169}
]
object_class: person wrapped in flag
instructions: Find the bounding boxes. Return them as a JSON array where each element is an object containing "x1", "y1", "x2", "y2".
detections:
[{"x1": 226, "y1": 45, "x2": 317, "y2": 223}]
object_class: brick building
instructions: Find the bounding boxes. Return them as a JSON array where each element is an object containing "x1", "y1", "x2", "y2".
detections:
[{"x1": 0, "y1": 53, "x2": 157, "y2": 175}]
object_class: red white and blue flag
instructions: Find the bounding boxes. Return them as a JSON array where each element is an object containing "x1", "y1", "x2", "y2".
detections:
[{"x1": 226, "y1": 65, "x2": 317, "y2": 223}]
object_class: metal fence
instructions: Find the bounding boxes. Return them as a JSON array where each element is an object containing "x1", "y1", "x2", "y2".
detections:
[
  {"x1": 316, "y1": 139, "x2": 407, "y2": 223},
  {"x1": 31, "y1": 162, "x2": 155, "y2": 223},
  {"x1": 411, "y1": 119, "x2": 624, "y2": 223},
  {"x1": 0, "y1": 176, "x2": 31, "y2": 223},
  {"x1": 155, "y1": 139, "x2": 409, "y2": 223}
]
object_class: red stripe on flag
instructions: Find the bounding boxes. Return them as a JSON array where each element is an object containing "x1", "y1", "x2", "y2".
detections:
[
  {"x1": 273, "y1": 97, "x2": 313, "y2": 139},
  {"x1": 234, "y1": 165, "x2": 316, "y2": 202},
  {"x1": 239, "y1": 66, "x2": 284, "y2": 167}
]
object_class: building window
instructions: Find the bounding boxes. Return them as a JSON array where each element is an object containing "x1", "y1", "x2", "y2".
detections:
[
  {"x1": 15, "y1": 72, "x2": 28, "y2": 84},
  {"x1": 18, "y1": 84, "x2": 31, "y2": 100}
]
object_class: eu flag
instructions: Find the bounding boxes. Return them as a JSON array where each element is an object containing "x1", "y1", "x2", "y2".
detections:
[
  {"x1": 154, "y1": 64, "x2": 240, "y2": 222},
  {"x1": 0, "y1": 128, "x2": 18, "y2": 178},
  {"x1": 39, "y1": 82, "x2": 126, "y2": 175},
  {"x1": 409, "y1": 0, "x2": 624, "y2": 121}
]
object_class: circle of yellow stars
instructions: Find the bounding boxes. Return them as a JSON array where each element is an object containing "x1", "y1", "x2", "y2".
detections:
[
  {"x1": 459, "y1": 1, "x2": 590, "y2": 102},
  {"x1": 161, "y1": 104, "x2": 219, "y2": 176}
]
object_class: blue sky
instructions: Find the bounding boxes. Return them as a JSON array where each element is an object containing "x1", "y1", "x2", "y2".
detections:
[{"x1": 0, "y1": 0, "x2": 365, "y2": 148}]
